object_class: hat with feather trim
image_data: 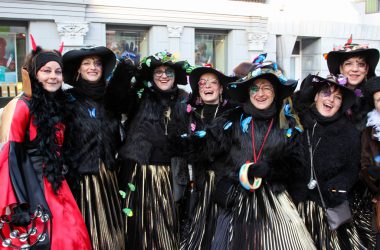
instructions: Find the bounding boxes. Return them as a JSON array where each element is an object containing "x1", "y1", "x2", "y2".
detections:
[
  {"x1": 227, "y1": 61, "x2": 297, "y2": 104},
  {"x1": 138, "y1": 51, "x2": 190, "y2": 87},
  {"x1": 325, "y1": 35, "x2": 379, "y2": 78}
]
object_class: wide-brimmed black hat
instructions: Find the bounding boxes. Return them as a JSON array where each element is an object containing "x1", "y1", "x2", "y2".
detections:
[
  {"x1": 306, "y1": 74, "x2": 356, "y2": 113},
  {"x1": 189, "y1": 66, "x2": 238, "y2": 99},
  {"x1": 138, "y1": 51, "x2": 190, "y2": 86},
  {"x1": 226, "y1": 62, "x2": 297, "y2": 104},
  {"x1": 325, "y1": 37, "x2": 379, "y2": 78},
  {"x1": 365, "y1": 76, "x2": 380, "y2": 106},
  {"x1": 63, "y1": 46, "x2": 116, "y2": 85},
  {"x1": 366, "y1": 76, "x2": 380, "y2": 96}
]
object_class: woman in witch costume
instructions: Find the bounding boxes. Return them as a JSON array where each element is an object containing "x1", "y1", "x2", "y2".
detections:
[
  {"x1": 359, "y1": 76, "x2": 380, "y2": 249},
  {"x1": 0, "y1": 38, "x2": 91, "y2": 249},
  {"x1": 290, "y1": 74, "x2": 362, "y2": 249},
  {"x1": 325, "y1": 36, "x2": 379, "y2": 132},
  {"x1": 117, "y1": 51, "x2": 191, "y2": 249},
  {"x1": 179, "y1": 64, "x2": 237, "y2": 249},
  {"x1": 62, "y1": 47, "x2": 125, "y2": 250},
  {"x1": 192, "y1": 61, "x2": 315, "y2": 249},
  {"x1": 325, "y1": 36, "x2": 380, "y2": 249}
]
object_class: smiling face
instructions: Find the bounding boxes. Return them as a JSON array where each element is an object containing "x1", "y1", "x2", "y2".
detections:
[
  {"x1": 36, "y1": 61, "x2": 63, "y2": 92},
  {"x1": 314, "y1": 85, "x2": 343, "y2": 117},
  {"x1": 339, "y1": 56, "x2": 369, "y2": 89},
  {"x1": 153, "y1": 65, "x2": 175, "y2": 91},
  {"x1": 249, "y1": 78, "x2": 275, "y2": 110},
  {"x1": 198, "y1": 72, "x2": 222, "y2": 105},
  {"x1": 78, "y1": 56, "x2": 103, "y2": 84}
]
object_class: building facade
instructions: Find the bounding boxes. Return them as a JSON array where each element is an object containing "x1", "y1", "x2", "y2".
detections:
[{"x1": 1, "y1": 0, "x2": 380, "y2": 101}]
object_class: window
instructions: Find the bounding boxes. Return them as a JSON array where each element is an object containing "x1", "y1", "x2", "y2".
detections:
[
  {"x1": 366, "y1": 0, "x2": 380, "y2": 13},
  {"x1": 106, "y1": 26, "x2": 148, "y2": 63},
  {"x1": 290, "y1": 40, "x2": 301, "y2": 81},
  {"x1": 0, "y1": 21, "x2": 27, "y2": 105},
  {"x1": 195, "y1": 30, "x2": 227, "y2": 72}
]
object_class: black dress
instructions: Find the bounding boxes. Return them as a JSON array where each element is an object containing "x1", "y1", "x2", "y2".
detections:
[
  {"x1": 197, "y1": 104, "x2": 316, "y2": 249},
  {"x1": 288, "y1": 109, "x2": 363, "y2": 250},
  {"x1": 118, "y1": 87, "x2": 189, "y2": 250},
  {"x1": 64, "y1": 82, "x2": 125, "y2": 250}
]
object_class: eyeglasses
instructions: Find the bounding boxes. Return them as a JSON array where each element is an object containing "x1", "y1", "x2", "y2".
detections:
[
  {"x1": 319, "y1": 88, "x2": 343, "y2": 102},
  {"x1": 81, "y1": 60, "x2": 102, "y2": 68},
  {"x1": 198, "y1": 79, "x2": 219, "y2": 88},
  {"x1": 249, "y1": 84, "x2": 274, "y2": 95},
  {"x1": 153, "y1": 69, "x2": 175, "y2": 78}
]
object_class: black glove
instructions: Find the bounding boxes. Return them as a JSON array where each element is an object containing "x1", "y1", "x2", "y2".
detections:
[
  {"x1": 213, "y1": 177, "x2": 239, "y2": 210},
  {"x1": 293, "y1": 74, "x2": 315, "y2": 112},
  {"x1": 11, "y1": 205, "x2": 31, "y2": 227},
  {"x1": 247, "y1": 160, "x2": 270, "y2": 178},
  {"x1": 112, "y1": 58, "x2": 138, "y2": 85},
  {"x1": 367, "y1": 165, "x2": 380, "y2": 180}
]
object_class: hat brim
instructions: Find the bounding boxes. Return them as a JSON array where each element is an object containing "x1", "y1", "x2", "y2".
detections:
[
  {"x1": 139, "y1": 60, "x2": 188, "y2": 85},
  {"x1": 227, "y1": 73, "x2": 296, "y2": 104},
  {"x1": 365, "y1": 76, "x2": 380, "y2": 96},
  {"x1": 63, "y1": 46, "x2": 116, "y2": 85},
  {"x1": 189, "y1": 67, "x2": 238, "y2": 98},
  {"x1": 327, "y1": 48, "x2": 379, "y2": 78},
  {"x1": 310, "y1": 75, "x2": 356, "y2": 112}
]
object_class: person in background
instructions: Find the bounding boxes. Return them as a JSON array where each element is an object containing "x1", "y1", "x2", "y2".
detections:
[
  {"x1": 0, "y1": 41, "x2": 91, "y2": 249},
  {"x1": 360, "y1": 76, "x2": 380, "y2": 249},
  {"x1": 62, "y1": 46, "x2": 124, "y2": 250}
]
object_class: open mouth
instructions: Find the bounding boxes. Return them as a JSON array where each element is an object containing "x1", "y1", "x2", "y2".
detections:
[
  {"x1": 203, "y1": 90, "x2": 214, "y2": 96},
  {"x1": 323, "y1": 102, "x2": 333, "y2": 111}
]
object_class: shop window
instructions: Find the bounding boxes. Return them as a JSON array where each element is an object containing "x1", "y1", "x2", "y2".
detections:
[
  {"x1": 106, "y1": 26, "x2": 148, "y2": 63},
  {"x1": 0, "y1": 22, "x2": 27, "y2": 106},
  {"x1": 195, "y1": 30, "x2": 227, "y2": 72}
]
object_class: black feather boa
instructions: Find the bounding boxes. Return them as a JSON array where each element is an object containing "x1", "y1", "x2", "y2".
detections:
[{"x1": 28, "y1": 80, "x2": 66, "y2": 192}]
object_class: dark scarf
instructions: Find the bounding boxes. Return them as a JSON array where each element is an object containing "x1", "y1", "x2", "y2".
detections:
[
  {"x1": 29, "y1": 81, "x2": 66, "y2": 192},
  {"x1": 243, "y1": 101, "x2": 277, "y2": 120},
  {"x1": 74, "y1": 77, "x2": 106, "y2": 101},
  {"x1": 201, "y1": 104, "x2": 219, "y2": 124},
  {"x1": 303, "y1": 105, "x2": 341, "y2": 128},
  {"x1": 150, "y1": 84, "x2": 179, "y2": 106}
]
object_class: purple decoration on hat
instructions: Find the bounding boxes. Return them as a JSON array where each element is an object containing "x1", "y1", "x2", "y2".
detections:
[{"x1": 337, "y1": 74, "x2": 347, "y2": 85}]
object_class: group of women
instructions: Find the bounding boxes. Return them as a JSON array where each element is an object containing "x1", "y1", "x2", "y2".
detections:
[{"x1": 0, "y1": 35, "x2": 380, "y2": 250}]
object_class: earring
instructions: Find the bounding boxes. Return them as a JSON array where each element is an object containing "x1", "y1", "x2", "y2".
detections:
[
  {"x1": 219, "y1": 93, "x2": 223, "y2": 103},
  {"x1": 75, "y1": 72, "x2": 81, "y2": 82}
]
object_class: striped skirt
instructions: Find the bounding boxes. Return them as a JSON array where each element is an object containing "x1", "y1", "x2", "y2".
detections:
[
  {"x1": 77, "y1": 162, "x2": 125, "y2": 250},
  {"x1": 297, "y1": 200, "x2": 365, "y2": 250},
  {"x1": 211, "y1": 183, "x2": 316, "y2": 250},
  {"x1": 121, "y1": 163, "x2": 179, "y2": 250},
  {"x1": 180, "y1": 170, "x2": 218, "y2": 250}
]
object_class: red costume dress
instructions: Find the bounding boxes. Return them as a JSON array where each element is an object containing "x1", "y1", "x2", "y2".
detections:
[{"x1": 0, "y1": 95, "x2": 91, "y2": 250}]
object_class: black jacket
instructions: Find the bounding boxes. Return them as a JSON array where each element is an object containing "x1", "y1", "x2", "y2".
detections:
[
  {"x1": 203, "y1": 107, "x2": 298, "y2": 186},
  {"x1": 63, "y1": 88, "x2": 121, "y2": 175},
  {"x1": 288, "y1": 114, "x2": 360, "y2": 207},
  {"x1": 118, "y1": 87, "x2": 189, "y2": 165}
]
